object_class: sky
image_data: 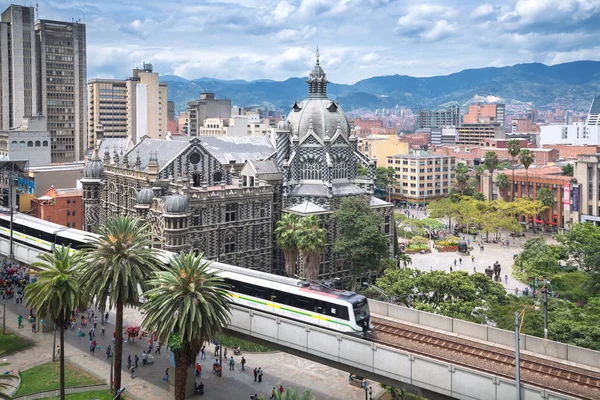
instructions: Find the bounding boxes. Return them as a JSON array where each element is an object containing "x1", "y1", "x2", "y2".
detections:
[{"x1": 25, "y1": 0, "x2": 600, "y2": 84}]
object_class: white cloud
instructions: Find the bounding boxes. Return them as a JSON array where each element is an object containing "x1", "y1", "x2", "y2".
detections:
[{"x1": 31, "y1": 0, "x2": 600, "y2": 84}]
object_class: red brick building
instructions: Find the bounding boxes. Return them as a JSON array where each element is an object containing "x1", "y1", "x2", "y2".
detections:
[
  {"x1": 30, "y1": 186, "x2": 84, "y2": 229},
  {"x1": 508, "y1": 166, "x2": 571, "y2": 228},
  {"x1": 352, "y1": 118, "x2": 383, "y2": 137},
  {"x1": 541, "y1": 144, "x2": 600, "y2": 160}
]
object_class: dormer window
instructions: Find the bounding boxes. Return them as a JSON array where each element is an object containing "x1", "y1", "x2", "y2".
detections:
[
  {"x1": 327, "y1": 102, "x2": 338, "y2": 112},
  {"x1": 293, "y1": 101, "x2": 302, "y2": 112}
]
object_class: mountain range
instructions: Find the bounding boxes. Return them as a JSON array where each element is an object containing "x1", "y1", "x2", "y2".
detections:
[{"x1": 162, "y1": 61, "x2": 600, "y2": 113}]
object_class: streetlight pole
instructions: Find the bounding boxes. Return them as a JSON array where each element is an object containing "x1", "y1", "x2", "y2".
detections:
[
  {"x1": 8, "y1": 162, "x2": 14, "y2": 260},
  {"x1": 2, "y1": 302, "x2": 5, "y2": 335},
  {"x1": 110, "y1": 350, "x2": 114, "y2": 393},
  {"x1": 515, "y1": 312, "x2": 521, "y2": 400}
]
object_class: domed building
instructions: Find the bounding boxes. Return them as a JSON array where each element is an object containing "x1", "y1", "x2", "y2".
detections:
[{"x1": 269, "y1": 50, "x2": 394, "y2": 277}]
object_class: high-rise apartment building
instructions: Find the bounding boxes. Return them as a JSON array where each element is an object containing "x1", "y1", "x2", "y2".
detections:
[
  {"x1": 464, "y1": 103, "x2": 505, "y2": 126},
  {"x1": 88, "y1": 63, "x2": 168, "y2": 146},
  {"x1": 0, "y1": 5, "x2": 38, "y2": 130},
  {"x1": 35, "y1": 19, "x2": 87, "y2": 163},
  {"x1": 87, "y1": 79, "x2": 127, "y2": 146},
  {"x1": 167, "y1": 100, "x2": 174, "y2": 120},
  {"x1": 418, "y1": 105, "x2": 460, "y2": 129},
  {"x1": 186, "y1": 93, "x2": 231, "y2": 136}
]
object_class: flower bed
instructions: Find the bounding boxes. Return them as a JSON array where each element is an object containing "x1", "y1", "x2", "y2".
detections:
[{"x1": 436, "y1": 245, "x2": 458, "y2": 252}]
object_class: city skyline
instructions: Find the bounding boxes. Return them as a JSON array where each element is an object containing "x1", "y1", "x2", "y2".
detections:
[{"x1": 33, "y1": 0, "x2": 600, "y2": 84}]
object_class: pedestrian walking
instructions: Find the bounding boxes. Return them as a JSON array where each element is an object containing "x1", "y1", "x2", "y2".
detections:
[
  {"x1": 241, "y1": 356, "x2": 246, "y2": 371},
  {"x1": 471, "y1": 255, "x2": 475, "y2": 263},
  {"x1": 105, "y1": 312, "x2": 109, "y2": 323},
  {"x1": 271, "y1": 387, "x2": 276, "y2": 400},
  {"x1": 93, "y1": 316, "x2": 98, "y2": 329},
  {"x1": 101, "y1": 324, "x2": 105, "y2": 336},
  {"x1": 258, "y1": 367, "x2": 263, "y2": 382},
  {"x1": 224, "y1": 348, "x2": 228, "y2": 359},
  {"x1": 155, "y1": 341, "x2": 162, "y2": 354},
  {"x1": 127, "y1": 355, "x2": 132, "y2": 369},
  {"x1": 214, "y1": 343, "x2": 219, "y2": 357},
  {"x1": 253, "y1": 367, "x2": 258, "y2": 382},
  {"x1": 504, "y1": 274, "x2": 508, "y2": 284},
  {"x1": 130, "y1": 366, "x2": 135, "y2": 379},
  {"x1": 134, "y1": 354, "x2": 139, "y2": 368},
  {"x1": 148, "y1": 339, "x2": 153, "y2": 353},
  {"x1": 450, "y1": 266, "x2": 453, "y2": 273},
  {"x1": 17, "y1": 314, "x2": 22, "y2": 329},
  {"x1": 200, "y1": 345, "x2": 206, "y2": 359},
  {"x1": 142, "y1": 351, "x2": 147, "y2": 365},
  {"x1": 369, "y1": 386, "x2": 373, "y2": 400},
  {"x1": 163, "y1": 368, "x2": 169, "y2": 382},
  {"x1": 454, "y1": 259, "x2": 457, "y2": 267},
  {"x1": 229, "y1": 356, "x2": 235, "y2": 370},
  {"x1": 279, "y1": 385, "x2": 284, "y2": 394},
  {"x1": 473, "y1": 265, "x2": 476, "y2": 273},
  {"x1": 55, "y1": 345, "x2": 60, "y2": 359},
  {"x1": 459, "y1": 257, "x2": 462, "y2": 265},
  {"x1": 31, "y1": 320, "x2": 36, "y2": 333},
  {"x1": 514, "y1": 287, "x2": 519, "y2": 295},
  {"x1": 106, "y1": 345, "x2": 112, "y2": 358},
  {"x1": 195, "y1": 363, "x2": 202, "y2": 377}
]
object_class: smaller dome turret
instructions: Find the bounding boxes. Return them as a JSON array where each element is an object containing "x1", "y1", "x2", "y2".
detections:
[
  {"x1": 277, "y1": 120, "x2": 291, "y2": 131},
  {"x1": 83, "y1": 147, "x2": 104, "y2": 179},
  {"x1": 164, "y1": 194, "x2": 189, "y2": 214},
  {"x1": 136, "y1": 187, "x2": 154, "y2": 205}
]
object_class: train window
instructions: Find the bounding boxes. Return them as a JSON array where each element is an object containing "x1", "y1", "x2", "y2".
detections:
[{"x1": 331, "y1": 308, "x2": 336, "y2": 315}]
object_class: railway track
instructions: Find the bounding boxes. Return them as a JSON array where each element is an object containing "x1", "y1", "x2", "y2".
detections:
[{"x1": 372, "y1": 317, "x2": 600, "y2": 399}]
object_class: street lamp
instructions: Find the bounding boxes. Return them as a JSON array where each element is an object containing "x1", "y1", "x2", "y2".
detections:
[{"x1": 541, "y1": 279, "x2": 554, "y2": 340}]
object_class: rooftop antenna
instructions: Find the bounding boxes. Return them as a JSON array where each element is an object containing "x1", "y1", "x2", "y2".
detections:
[
  {"x1": 35, "y1": 1, "x2": 38, "y2": 20},
  {"x1": 315, "y1": 45, "x2": 320, "y2": 65}
]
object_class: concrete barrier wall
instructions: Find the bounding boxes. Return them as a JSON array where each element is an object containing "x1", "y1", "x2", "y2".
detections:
[
  {"x1": 226, "y1": 304, "x2": 576, "y2": 400},
  {"x1": 369, "y1": 299, "x2": 599, "y2": 370}
]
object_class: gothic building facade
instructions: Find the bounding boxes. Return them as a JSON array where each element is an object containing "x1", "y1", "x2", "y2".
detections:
[
  {"x1": 81, "y1": 135, "x2": 276, "y2": 270},
  {"x1": 81, "y1": 53, "x2": 394, "y2": 279}
]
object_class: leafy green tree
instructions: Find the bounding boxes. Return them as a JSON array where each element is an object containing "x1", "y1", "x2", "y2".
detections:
[
  {"x1": 507, "y1": 139, "x2": 521, "y2": 201},
  {"x1": 519, "y1": 149, "x2": 535, "y2": 193},
  {"x1": 513, "y1": 237, "x2": 559, "y2": 282},
  {"x1": 536, "y1": 187, "x2": 555, "y2": 224},
  {"x1": 275, "y1": 213, "x2": 301, "y2": 277},
  {"x1": 375, "y1": 268, "x2": 506, "y2": 322},
  {"x1": 80, "y1": 216, "x2": 161, "y2": 398},
  {"x1": 418, "y1": 218, "x2": 445, "y2": 239},
  {"x1": 483, "y1": 151, "x2": 499, "y2": 201},
  {"x1": 375, "y1": 167, "x2": 395, "y2": 189},
  {"x1": 333, "y1": 197, "x2": 389, "y2": 291},
  {"x1": 453, "y1": 163, "x2": 471, "y2": 195},
  {"x1": 296, "y1": 215, "x2": 327, "y2": 281},
  {"x1": 495, "y1": 173, "x2": 509, "y2": 200},
  {"x1": 472, "y1": 192, "x2": 486, "y2": 201},
  {"x1": 558, "y1": 222, "x2": 600, "y2": 294},
  {"x1": 562, "y1": 164, "x2": 574, "y2": 176},
  {"x1": 142, "y1": 252, "x2": 230, "y2": 400},
  {"x1": 24, "y1": 246, "x2": 87, "y2": 400},
  {"x1": 357, "y1": 162, "x2": 368, "y2": 176},
  {"x1": 551, "y1": 272, "x2": 592, "y2": 304}
]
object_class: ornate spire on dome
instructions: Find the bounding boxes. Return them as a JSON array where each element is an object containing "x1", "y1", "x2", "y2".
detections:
[{"x1": 307, "y1": 46, "x2": 328, "y2": 98}]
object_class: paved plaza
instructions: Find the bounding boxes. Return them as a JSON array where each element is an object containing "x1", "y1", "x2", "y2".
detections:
[{"x1": 1, "y1": 300, "x2": 380, "y2": 400}]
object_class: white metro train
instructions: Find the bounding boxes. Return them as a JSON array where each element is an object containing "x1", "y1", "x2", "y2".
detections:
[{"x1": 0, "y1": 211, "x2": 373, "y2": 335}]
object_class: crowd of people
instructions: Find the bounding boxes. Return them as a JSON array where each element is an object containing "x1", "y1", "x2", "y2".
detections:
[{"x1": 0, "y1": 260, "x2": 30, "y2": 302}]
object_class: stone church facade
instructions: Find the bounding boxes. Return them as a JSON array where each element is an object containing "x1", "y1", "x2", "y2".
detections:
[{"x1": 82, "y1": 53, "x2": 394, "y2": 279}]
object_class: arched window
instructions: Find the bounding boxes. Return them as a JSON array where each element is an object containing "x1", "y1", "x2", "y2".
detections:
[
  {"x1": 19, "y1": 141, "x2": 25, "y2": 147},
  {"x1": 42, "y1": 141, "x2": 48, "y2": 147},
  {"x1": 301, "y1": 159, "x2": 321, "y2": 180},
  {"x1": 224, "y1": 232, "x2": 236, "y2": 254},
  {"x1": 333, "y1": 156, "x2": 348, "y2": 179},
  {"x1": 27, "y1": 141, "x2": 33, "y2": 147},
  {"x1": 35, "y1": 141, "x2": 41, "y2": 147},
  {"x1": 11, "y1": 141, "x2": 17, "y2": 148}
]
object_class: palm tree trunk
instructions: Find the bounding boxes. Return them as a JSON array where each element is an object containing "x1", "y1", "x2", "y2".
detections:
[
  {"x1": 511, "y1": 159, "x2": 515, "y2": 201},
  {"x1": 59, "y1": 324, "x2": 65, "y2": 400},
  {"x1": 114, "y1": 299, "x2": 124, "y2": 398},
  {"x1": 174, "y1": 350, "x2": 190, "y2": 400}
]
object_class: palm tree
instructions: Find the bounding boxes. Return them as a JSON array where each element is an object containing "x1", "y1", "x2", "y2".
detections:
[
  {"x1": 453, "y1": 163, "x2": 470, "y2": 195},
  {"x1": 562, "y1": 164, "x2": 574, "y2": 176},
  {"x1": 141, "y1": 252, "x2": 230, "y2": 400},
  {"x1": 507, "y1": 139, "x2": 521, "y2": 201},
  {"x1": 275, "y1": 213, "x2": 301, "y2": 277},
  {"x1": 483, "y1": 151, "x2": 499, "y2": 201},
  {"x1": 398, "y1": 253, "x2": 412, "y2": 269},
  {"x1": 80, "y1": 216, "x2": 161, "y2": 398},
  {"x1": 25, "y1": 246, "x2": 87, "y2": 400},
  {"x1": 495, "y1": 173, "x2": 510, "y2": 200},
  {"x1": 0, "y1": 373, "x2": 18, "y2": 400},
  {"x1": 519, "y1": 149, "x2": 535, "y2": 198},
  {"x1": 296, "y1": 216, "x2": 327, "y2": 281},
  {"x1": 536, "y1": 187, "x2": 555, "y2": 225}
]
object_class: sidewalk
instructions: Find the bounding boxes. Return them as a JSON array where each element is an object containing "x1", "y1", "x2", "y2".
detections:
[{"x1": 2, "y1": 301, "x2": 379, "y2": 400}]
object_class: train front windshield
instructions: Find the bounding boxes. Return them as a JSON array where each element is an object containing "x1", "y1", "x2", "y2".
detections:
[{"x1": 353, "y1": 300, "x2": 370, "y2": 327}]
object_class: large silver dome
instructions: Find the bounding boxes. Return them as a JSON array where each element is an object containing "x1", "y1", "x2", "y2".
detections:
[
  {"x1": 164, "y1": 194, "x2": 189, "y2": 214},
  {"x1": 286, "y1": 98, "x2": 350, "y2": 140},
  {"x1": 136, "y1": 187, "x2": 154, "y2": 205}
]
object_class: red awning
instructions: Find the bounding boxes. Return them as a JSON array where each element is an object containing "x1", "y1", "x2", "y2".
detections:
[
  {"x1": 547, "y1": 221, "x2": 557, "y2": 226},
  {"x1": 534, "y1": 219, "x2": 544, "y2": 224}
]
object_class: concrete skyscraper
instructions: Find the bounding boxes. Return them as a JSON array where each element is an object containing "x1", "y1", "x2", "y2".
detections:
[
  {"x1": 0, "y1": 5, "x2": 38, "y2": 130},
  {"x1": 36, "y1": 19, "x2": 87, "y2": 162}
]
